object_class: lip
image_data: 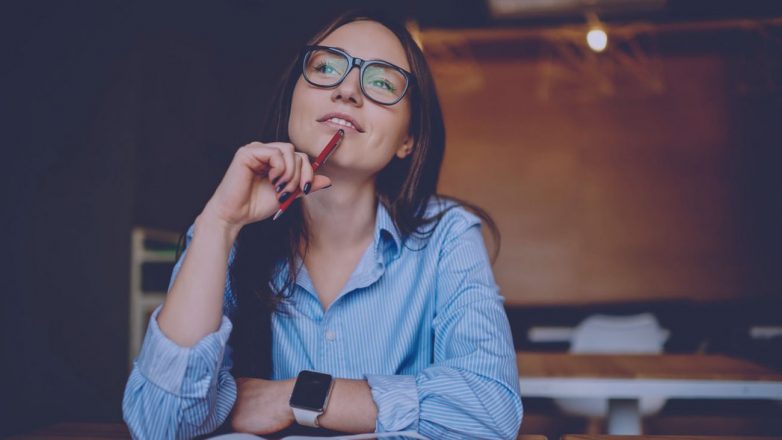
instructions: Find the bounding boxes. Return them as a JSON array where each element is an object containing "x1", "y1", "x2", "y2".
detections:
[{"x1": 316, "y1": 112, "x2": 365, "y2": 133}]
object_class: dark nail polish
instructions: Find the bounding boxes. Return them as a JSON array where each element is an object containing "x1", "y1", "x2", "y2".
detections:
[
  {"x1": 278, "y1": 192, "x2": 291, "y2": 203},
  {"x1": 271, "y1": 176, "x2": 281, "y2": 185},
  {"x1": 303, "y1": 182, "x2": 311, "y2": 195},
  {"x1": 276, "y1": 182, "x2": 287, "y2": 193}
]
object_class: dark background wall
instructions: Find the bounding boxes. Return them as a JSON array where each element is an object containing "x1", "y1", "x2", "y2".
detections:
[
  {"x1": 2, "y1": 0, "x2": 781, "y2": 436},
  {"x1": 1, "y1": 1, "x2": 388, "y2": 434},
  {"x1": 3, "y1": 1, "x2": 138, "y2": 433}
]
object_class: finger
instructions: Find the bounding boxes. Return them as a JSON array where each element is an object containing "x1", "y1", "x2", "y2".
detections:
[
  {"x1": 263, "y1": 150, "x2": 286, "y2": 184},
  {"x1": 237, "y1": 143, "x2": 285, "y2": 179},
  {"x1": 310, "y1": 175, "x2": 333, "y2": 192},
  {"x1": 265, "y1": 143, "x2": 296, "y2": 191},
  {"x1": 294, "y1": 175, "x2": 332, "y2": 200},
  {"x1": 296, "y1": 152, "x2": 315, "y2": 195},
  {"x1": 280, "y1": 154, "x2": 302, "y2": 200}
]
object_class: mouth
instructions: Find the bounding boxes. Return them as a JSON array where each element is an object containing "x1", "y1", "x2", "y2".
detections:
[{"x1": 317, "y1": 112, "x2": 365, "y2": 133}]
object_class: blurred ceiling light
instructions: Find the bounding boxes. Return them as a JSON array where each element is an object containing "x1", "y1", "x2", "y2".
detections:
[
  {"x1": 586, "y1": 27, "x2": 608, "y2": 51},
  {"x1": 584, "y1": 10, "x2": 609, "y2": 52}
]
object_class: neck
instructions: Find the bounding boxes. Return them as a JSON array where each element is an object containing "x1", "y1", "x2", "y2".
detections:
[{"x1": 301, "y1": 179, "x2": 377, "y2": 252}]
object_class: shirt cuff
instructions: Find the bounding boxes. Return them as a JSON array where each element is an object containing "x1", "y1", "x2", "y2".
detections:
[
  {"x1": 135, "y1": 304, "x2": 233, "y2": 397},
  {"x1": 365, "y1": 374, "x2": 419, "y2": 432}
]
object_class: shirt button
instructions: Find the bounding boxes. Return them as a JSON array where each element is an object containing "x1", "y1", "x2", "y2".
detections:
[{"x1": 324, "y1": 330, "x2": 336, "y2": 341}]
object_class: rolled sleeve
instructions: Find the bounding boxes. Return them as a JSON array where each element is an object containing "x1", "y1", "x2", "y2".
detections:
[
  {"x1": 136, "y1": 304, "x2": 233, "y2": 397},
  {"x1": 365, "y1": 374, "x2": 419, "y2": 432},
  {"x1": 124, "y1": 305, "x2": 237, "y2": 439}
]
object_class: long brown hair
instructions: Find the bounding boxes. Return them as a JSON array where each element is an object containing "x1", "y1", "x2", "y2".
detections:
[{"x1": 206, "y1": 10, "x2": 501, "y2": 379}]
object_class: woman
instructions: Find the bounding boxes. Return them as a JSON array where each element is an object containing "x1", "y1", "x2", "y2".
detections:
[{"x1": 123, "y1": 10, "x2": 522, "y2": 439}]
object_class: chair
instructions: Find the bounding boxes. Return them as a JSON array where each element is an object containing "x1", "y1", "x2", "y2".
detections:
[{"x1": 555, "y1": 313, "x2": 670, "y2": 418}]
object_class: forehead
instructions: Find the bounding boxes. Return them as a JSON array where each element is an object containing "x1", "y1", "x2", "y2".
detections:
[{"x1": 318, "y1": 20, "x2": 410, "y2": 71}]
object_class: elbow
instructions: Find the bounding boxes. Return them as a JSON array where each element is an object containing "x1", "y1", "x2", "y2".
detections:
[
  {"x1": 498, "y1": 398, "x2": 523, "y2": 440},
  {"x1": 122, "y1": 376, "x2": 183, "y2": 440},
  {"x1": 122, "y1": 383, "x2": 159, "y2": 440},
  {"x1": 490, "y1": 383, "x2": 523, "y2": 440},
  {"x1": 508, "y1": 398, "x2": 524, "y2": 440},
  {"x1": 121, "y1": 370, "x2": 234, "y2": 440}
]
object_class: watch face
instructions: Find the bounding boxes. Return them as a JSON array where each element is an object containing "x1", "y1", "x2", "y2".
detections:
[{"x1": 290, "y1": 370, "x2": 333, "y2": 411}]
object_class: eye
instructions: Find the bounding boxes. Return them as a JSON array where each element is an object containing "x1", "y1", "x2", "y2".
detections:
[
  {"x1": 376, "y1": 79, "x2": 394, "y2": 91},
  {"x1": 314, "y1": 62, "x2": 338, "y2": 75},
  {"x1": 368, "y1": 78, "x2": 396, "y2": 92}
]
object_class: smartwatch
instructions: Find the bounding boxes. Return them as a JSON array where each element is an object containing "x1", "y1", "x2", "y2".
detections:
[{"x1": 289, "y1": 370, "x2": 334, "y2": 427}]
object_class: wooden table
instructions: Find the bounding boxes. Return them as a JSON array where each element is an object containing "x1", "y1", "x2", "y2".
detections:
[
  {"x1": 562, "y1": 436, "x2": 782, "y2": 440},
  {"x1": 518, "y1": 352, "x2": 782, "y2": 435}
]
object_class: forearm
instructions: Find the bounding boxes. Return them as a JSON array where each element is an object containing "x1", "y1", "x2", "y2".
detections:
[
  {"x1": 318, "y1": 379, "x2": 377, "y2": 433},
  {"x1": 158, "y1": 212, "x2": 241, "y2": 347}
]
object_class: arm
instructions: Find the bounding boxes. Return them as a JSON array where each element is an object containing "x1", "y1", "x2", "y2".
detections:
[
  {"x1": 159, "y1": 138, "x2": 331, "y2": 347},
  {"x1": 123, "y1": 219, "x2": 240, "y2": 439},
  {"x1": 158, "y1": 213, "x2": 241, "y2": 347},
  {"x1": 123, "y1": 140, "x2": 332, "y2": 438},
  {"x1": 365, "y1": 218, "x2": 523, "y2": 439}
]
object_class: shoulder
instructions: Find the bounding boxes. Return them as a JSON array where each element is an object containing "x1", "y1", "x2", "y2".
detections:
[
  {"x1": 424, "y1": 196, "x2": 482, "y2": 232},
  {"x1": 415, "y1": 196, "x2": 483, "y2": 250}
]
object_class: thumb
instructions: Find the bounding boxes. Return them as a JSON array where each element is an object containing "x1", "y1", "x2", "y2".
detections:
[{"x1": 311, "y1": 175, "x2": 333, "y2": 192}]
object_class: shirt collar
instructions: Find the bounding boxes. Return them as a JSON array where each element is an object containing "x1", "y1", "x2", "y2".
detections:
[
  {"x1": 271, "y1": 200, "x2": 403, "y2": 298},
  {"x1": 374, "y1": 200, "x2": 402, "y2": 263}
]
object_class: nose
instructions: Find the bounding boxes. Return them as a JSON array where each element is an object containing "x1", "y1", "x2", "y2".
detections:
[{"x1": 331, "y1": 67, "x2": 363, "y2": 106}]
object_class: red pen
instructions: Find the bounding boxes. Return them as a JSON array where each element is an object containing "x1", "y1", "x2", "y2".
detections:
[{"x1": 272, "y1": 129, "x2": 345, "y2": 221}]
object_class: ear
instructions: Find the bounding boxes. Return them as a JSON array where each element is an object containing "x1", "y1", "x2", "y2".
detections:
[{"x1": 395, "y1": 134, "x2": 415, "y2": 159}]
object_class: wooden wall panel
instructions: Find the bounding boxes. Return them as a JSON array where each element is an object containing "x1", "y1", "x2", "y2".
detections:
[{"x1": 427, "y1": 32, "x2": 782, "y2": 305}]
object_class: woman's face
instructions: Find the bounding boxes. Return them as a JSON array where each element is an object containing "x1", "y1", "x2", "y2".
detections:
[{"x1": 288, "y1": 20, "x2": 414, "y2": 178}]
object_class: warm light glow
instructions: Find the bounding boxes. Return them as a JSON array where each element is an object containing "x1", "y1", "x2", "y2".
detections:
[
  {"x1": 406, "y1": 19, "x2": 423, "y2": 51},
  {"x1": 586, "y1": 28, "x2": 608, "y2": 52}
]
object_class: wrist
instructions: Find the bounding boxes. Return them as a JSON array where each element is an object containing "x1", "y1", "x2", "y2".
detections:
[
  {"x1": 283, "y1": 379, "x2": 296, "y2": 424},
  {"x1": 289, "y1": 371, "x2": 334, "y2": 428},
  {"x1": 195, "y1": 209, "x2": 242, "y2": 242}
]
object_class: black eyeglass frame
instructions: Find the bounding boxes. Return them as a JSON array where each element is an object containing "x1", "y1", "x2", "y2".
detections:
[{"x1": 300, "y1": 45, "x2": 415, "y2": 106}]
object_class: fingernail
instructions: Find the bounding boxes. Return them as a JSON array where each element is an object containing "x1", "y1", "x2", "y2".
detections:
[
  {"x1": 278, "y1": 192, "x2": 291, "y2": 203},
  {"x1": 303, "y1": 182, "x2": 311, "y2": 195},
  {"x1": 271, "y1": 176, "x2": 281, "y2": 185},
  {"x1": 276, "y1": 182, "x2": 287, "y2": 193}
]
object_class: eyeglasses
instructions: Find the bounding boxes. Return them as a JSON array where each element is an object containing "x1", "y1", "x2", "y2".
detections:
[{"x1": 301, "y1": 45, "x2": 414, "y2": 106}]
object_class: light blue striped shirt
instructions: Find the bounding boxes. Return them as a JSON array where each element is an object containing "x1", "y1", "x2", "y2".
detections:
[{"x1": 123, "y1": 199, "x2": 523, "y2": 439}]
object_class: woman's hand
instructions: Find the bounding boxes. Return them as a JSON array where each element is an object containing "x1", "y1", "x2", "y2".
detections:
[
  {"x1": 230, "y1": 377, "x2": 296, "y2": 435},
  {"x1": 201, "y1": 142, "x2": 333, "y2": 232}
]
